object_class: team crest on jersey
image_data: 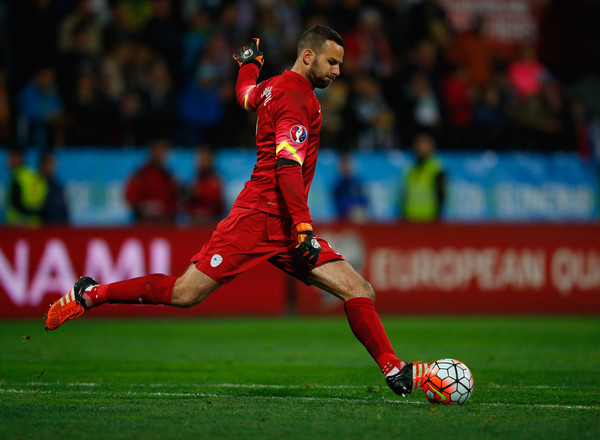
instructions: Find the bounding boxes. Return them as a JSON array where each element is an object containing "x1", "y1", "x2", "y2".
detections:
[
  {"x1": 290, "y1": 125, "x2": 308, "y2": 143},
  {"x1": 210, "y1": 254, "x2": 223, "y2": 267}
]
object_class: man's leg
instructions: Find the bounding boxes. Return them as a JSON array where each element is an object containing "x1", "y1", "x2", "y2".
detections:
[
  {"x1": 306, "y1": 260, "x2": 401, "y2": 374},
  {"x1": 46, "y1": 264, "x2": 220, "y2": 330},
  {"x1": 83, "y1": 264, "x2": 221, "y2": 309},
  {"x1": 306, "y1": 260, "x2": 430, "y2": 396}
]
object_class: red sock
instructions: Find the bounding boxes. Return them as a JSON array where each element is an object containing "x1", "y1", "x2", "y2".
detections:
[
  {"x1": 344, "y1": 297, "x2": 404, "y2": 375},
  {"x1": 88, "y1": 274, "x2": 176, "y2": 306}
]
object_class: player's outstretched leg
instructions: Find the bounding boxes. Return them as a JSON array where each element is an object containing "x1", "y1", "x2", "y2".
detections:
[
  {"x1": 45, "y1": 274, "x2": 177, "y2": 330},
  {"x1": 45, "y1": 265, "x2": 220, "y2": 331}
]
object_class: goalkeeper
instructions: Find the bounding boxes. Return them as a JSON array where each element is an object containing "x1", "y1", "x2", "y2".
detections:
[{"x1": 46, "y1": 25, "x2": 431, "y2": 397}]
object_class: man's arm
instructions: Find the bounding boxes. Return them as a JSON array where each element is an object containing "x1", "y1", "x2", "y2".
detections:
[
  {"x1": 233, "y1": 38, "x2": 264, "y2": 111},
  {"x1": 276, "y1": 161, "x2": 320, "y2": 265},
  {"x1": 235, "y1": 64, "x2": 260, "y2": 111},
  {"x1": 275, "y1": 161, "x2": 311, "y2": 225}
]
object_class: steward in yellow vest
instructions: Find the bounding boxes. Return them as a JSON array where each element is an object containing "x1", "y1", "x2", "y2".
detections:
[
  {"x1": 402, "y1": 133, "x2": 446, "y2": 222},
  {"x1": 6, "y1": 149, "x2": 48, "y2": 227}
]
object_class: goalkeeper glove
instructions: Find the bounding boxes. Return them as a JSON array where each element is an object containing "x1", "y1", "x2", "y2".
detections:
[
  {"x1": 295, "y1": 223, "x2": 321, "y2": 265},
  {"x1": 233, "y1": 38, "x2": 264, "y2": 69}
]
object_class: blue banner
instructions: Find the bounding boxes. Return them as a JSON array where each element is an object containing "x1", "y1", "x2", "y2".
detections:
[{"x1": 1, "y1": 148, "x2": 598, "y2": 224}]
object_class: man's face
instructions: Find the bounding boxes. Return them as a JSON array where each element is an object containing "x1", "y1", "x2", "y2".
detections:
[{"x1": 307, "y1": 40, "x2": 344, "y2": 89}]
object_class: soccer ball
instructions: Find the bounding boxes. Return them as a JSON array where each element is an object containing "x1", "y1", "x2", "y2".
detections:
[{"x1": 422, "y1": 359, "x2": 474, "y2": 405}]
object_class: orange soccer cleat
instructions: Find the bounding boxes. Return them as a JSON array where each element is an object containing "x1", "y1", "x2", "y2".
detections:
[
  {"x1": 386, "y1": 360, "x2": 434, "y2": 397},
  {"x1": 45, "y1": 277, "x2": 98, "y2": 331},
  {"x1": 412, "y1": 360, "x2": 435, "y2": 390}
]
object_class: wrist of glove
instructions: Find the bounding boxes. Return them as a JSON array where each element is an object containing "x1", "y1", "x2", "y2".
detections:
[
  {"x1": 233, "y1": 38, "x2": 264, "y2": 69},
  {"x1": 295, "y1": 222, "x2": 321, "y2": 265}
]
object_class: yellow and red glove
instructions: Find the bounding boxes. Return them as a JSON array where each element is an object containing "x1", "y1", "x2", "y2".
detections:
[
  {"x1": 233, "y1": 38, "x2": 264, "y2": 69},
  {"x1": 295, "y1": 223, "x2": 321, "y2": 265}
]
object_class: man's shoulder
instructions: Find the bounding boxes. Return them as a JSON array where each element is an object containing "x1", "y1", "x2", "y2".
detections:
[
  {"x1": 266, "y1": 77, "x2": 317, "y2": 114},
  {"x1": 265, "y1": 72, "x2": 312, "y2": 95}
]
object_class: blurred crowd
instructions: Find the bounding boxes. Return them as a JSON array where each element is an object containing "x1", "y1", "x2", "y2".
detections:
[
  {"x1": 6, "y1": 141, "x2": 226, "y2": 226},
  {"x1": 0, "y1": 0, "x2": 599, "y2": 155}
]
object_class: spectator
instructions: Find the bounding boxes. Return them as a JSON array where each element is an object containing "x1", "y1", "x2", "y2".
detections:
[
  {"x1": 351, "y1": 75, "x2": 396, "y2": 150},
  {"x1": 39, "y1": 152, "x2": 69, "y2": 224},
  {"x1": 472, "y1": 83, "x2": 510, "y2": 150},
  {"x1": 508, "y1": 44, "x2": 548, "y2": 99},
  {"x1": 100, "y1": 40, "x2": 137, "y2": 101},
  {"x1": 319, "y1": 78, "x2": 353, "y2": 149},
  {"x1": 106, "y1": 89, "x2": 146, "y2": 146},
  {"x1": 65, "y1": 68, "x2": 109, "y2": 145},
  {"x1": 130, "y1": 43, "x2": 157, "y2": 92},
  {"x1": 0, "y1": 68, "x2": 11, "y2": 145},
  {"x1": 6, "y1": 148, "x2": 47, "y2": 227},
  {"x1": 178, "y1": 62, "x2": 225, "y2": 146},
  {"x1": 407, "y1": 0, "x2": 451, "y2": 50},
  {"x1": 512, "y1": 77, "x2": 576, "y2": 151},
  {"x1": 102, "y1": 0, "x2": 136, "y2": 52},
  {"x1": 400, "y1": 71, "x2": 444, "y2": 145},
  {"x1": 570, "y1": 96, "x2": 594, "y2": 161},
  {"x1": 537, "y1": 0, "x2": 588, "y2": 84},
  {"x1": 342, "y1": 7, "x2": 396, "y2": 79},
  {"x1": 18, "y1": 67, "x2": 65, "y2": 147},
  {"x1": 187, "y1": 147, "x2": 225, "y2": 224},
  {"x1": 181, "y1": 9, "x2": 214, "y2": 76},
  {"x1": 125, "y1": 139, "x2": 179, "y2": 224},
  {"x1": 8, "y1": 0, "x2": 60, "y2": 91},
  {"x1": 442, "y1": 66, "x2": 474, "y2": 149},
  {"x1": 58, "y1": 0, "x2": 102, "y2": 55},
  {"x1": 333, "y1": 154, "x2": 368, "y2": 223},
  {"x1": 140, "y1": 59, "x2": 178, "y2": 141},
  {"x1": 140, "y1": 0, "x2": 183, "y2": 79},
  {"x1": 57, "y1": 20, "x2": 99, "y2": 101},
  {"x1": 401, "y1": 133, "x2": 446, "y2": 222},
  {"x1": 446, "y1": 14, "x2": 495, "y2": 88}
]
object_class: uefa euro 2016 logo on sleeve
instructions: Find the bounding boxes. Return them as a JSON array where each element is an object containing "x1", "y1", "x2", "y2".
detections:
[{"x1": 290, "y1": 125, "x2": 307, "y2": 143}]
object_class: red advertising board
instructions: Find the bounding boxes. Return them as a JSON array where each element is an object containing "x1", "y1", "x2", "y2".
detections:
[
  {"x1": 0, "y1": 227, "x2": 288, "y2": 319},
  {"x1": 0, "y1": 224, "x2": 598, "y2": 318}
]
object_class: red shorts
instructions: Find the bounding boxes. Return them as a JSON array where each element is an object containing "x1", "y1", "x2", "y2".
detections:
[{"x1": 191, "y1": 206, "x2": 343, "y2": 284}]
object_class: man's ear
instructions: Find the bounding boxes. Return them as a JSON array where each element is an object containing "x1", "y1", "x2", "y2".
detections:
[{"x1": 302, "y1": 49, "x2": 313, "y2": 66}]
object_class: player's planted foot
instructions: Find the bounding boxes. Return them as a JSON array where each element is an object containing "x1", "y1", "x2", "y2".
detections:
[
  {"x1": 45, "y1": 277, "x2": 98, "y2": 331},
  {"x1": 386, "y1": 361, "x2": 433, "y2": 397}
]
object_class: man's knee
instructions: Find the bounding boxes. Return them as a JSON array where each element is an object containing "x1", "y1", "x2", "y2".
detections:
[
  {"x1": 339, "y1": 276, "x2": 375, "y2": 302},
  {"x1": 171, "y1": 283, "x2": 212, "y2": 308},
  {"x1": 349, "y1": 278, "x2": 376, "y2": 301},
  {"x1": 170, "y1": 267, "x2": 220, "y2": 308}
]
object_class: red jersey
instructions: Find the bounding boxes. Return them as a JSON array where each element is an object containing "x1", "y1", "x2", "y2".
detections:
[
  {"x1": 233, "y1": 64, "x2": 321, "y2": 224},
  {"x1": 125, "y1": 162, "x2": 179, "y2": 223}
]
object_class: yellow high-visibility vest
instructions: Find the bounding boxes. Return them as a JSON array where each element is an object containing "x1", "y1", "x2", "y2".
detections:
[
  {"x1": 403, "y1": 157, "x2": 442, "y2": 222},
  {"x1": 6, "y1": 166, "x2": 48, "y2": 227}
]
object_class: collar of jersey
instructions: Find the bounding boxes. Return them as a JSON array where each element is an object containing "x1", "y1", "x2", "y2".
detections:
[{"x1": 283, "y1": 69, "x2": 315, "y2": 91}]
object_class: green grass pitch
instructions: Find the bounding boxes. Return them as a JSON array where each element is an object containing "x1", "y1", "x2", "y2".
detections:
[{"x1": 1, "y1": 316, "x2": 599, "y2": 439}]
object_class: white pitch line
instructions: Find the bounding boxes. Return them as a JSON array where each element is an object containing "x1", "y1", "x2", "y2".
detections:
[
  {"x1": 479, "y1": 402, "x2": 597, "y2": 410},
  {"x1": 26, "y1": 382, "x2": 579, "y2": 392},
  {"x1": 119, "y1": 391, "x2": 424, "y2": 405},
  {"x1": 1, "y1": 387, "x2": 598, "y2": 410},
  {"x1": 0, "y1": 388, "x2": 422, "y2": 405},
  {"x1": 26, "y1": 382, "x2": 370, "y2": 390},
  {"x1": 487, "y1": 384, "x2": 572, "y2": 390},
  {"x1": 0, "y1": 389, "x2": 51, "y2": 394}
]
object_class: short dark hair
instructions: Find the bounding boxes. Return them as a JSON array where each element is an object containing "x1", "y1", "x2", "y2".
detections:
[{"x1": 297, "y1": 25, "x2": 344, "y2": 57}]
